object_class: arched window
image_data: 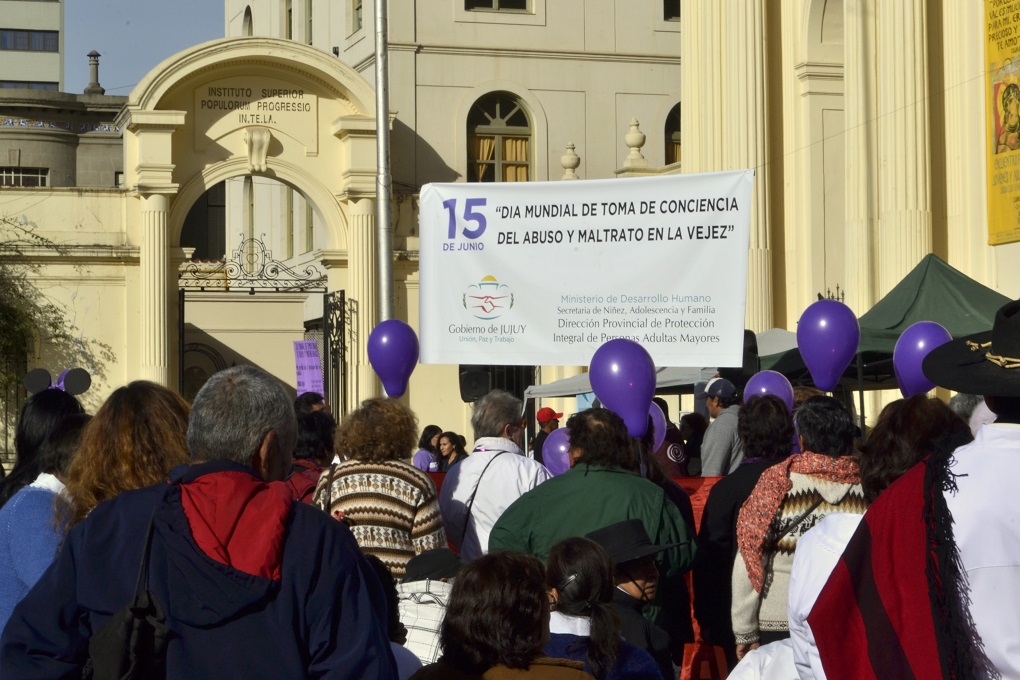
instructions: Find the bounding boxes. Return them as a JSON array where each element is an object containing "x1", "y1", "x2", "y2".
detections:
[
  {"x1": 665, "y1": 103, "x2": 681, "y2": 165},
  {"x1": 242, "y1": 7, "x2": 253, "y2": 36},
  {"x1": 467, "y1": 91, "x2": 532, "y2": 182}
]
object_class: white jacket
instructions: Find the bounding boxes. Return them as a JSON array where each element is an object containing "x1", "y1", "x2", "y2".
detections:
[{"x1": 438, "y1": 437, "x2": 551, "y2": 561}]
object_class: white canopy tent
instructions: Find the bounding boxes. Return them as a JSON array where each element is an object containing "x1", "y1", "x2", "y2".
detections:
[
  {"x1": 522, "y1": 329, "x2": 799, "y2": 399},
  {"x1": 524, "y1": 366, "x2": 719, "y2": 399}
]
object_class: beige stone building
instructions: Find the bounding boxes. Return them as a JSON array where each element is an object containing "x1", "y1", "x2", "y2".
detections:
[
  {"x1": 0, "y1": 0, "x2": 64, "y2": 91},
  {"x1": 0, "y1": 1, "x2": 681, "y2": 449},
  {"x1": 1, "y1": 1, "x2": 1018, "y2": 459}
]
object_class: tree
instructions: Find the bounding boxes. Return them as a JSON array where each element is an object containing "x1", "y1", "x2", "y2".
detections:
[{"x1": 0, "y1": 215, "x2": 70, "y2": 393}]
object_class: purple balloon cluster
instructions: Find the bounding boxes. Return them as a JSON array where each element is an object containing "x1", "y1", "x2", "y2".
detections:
[
  {"x1": 797, "y1": 300, "x2": 860, "y2": 391},
  {"x1": 893, "y1": 321, "x2": 952, "y2": 397},
  {"x1": 367, "y1": 320, "x2": 420, "y2": 398},
  {"x1": 744, "y1": 370, "x2": 794, "y2": 411},
  {"x1": 588, "y1": 339, "x2": 656, "y2": 438},
  {"x1": 543, "y1": 428, "x2": 572, "y2": 476}
]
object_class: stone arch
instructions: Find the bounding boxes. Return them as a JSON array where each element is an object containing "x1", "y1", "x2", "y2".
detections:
[
  {"x1": 127, "y1": 37, "x2": 375, "y2": 114},
  {"x1": 117, "y1": 36, "x2": 380, "y2": 390},
  {"x1": 168, "y1": 157, "x2": 349, "y2": 251}
]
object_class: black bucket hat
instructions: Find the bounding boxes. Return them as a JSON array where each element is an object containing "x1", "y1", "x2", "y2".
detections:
[
  {"x1": 585, "y1": 519, "x2": 676, "y2": 565},
  {"x1": 922, "y1": 299, "x2": 1020, "y2": 397}
]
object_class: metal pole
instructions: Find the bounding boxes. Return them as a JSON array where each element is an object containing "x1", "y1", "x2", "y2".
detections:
[
  {"x1": 856, "y1": 352, "x2": 866, "y2": 442},
  {"x1": 374, "y1": 0, "x2": 393, "y2": 321}
]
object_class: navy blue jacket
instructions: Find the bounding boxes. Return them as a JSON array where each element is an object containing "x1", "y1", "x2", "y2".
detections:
[{"x1": 0, "y1": 460, "x2": 397, "y2": 679}]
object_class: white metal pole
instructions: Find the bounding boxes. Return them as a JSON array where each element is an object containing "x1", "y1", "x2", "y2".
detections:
[{"x1": 374, "y1": 0, "x2": 393, "y2": 321}]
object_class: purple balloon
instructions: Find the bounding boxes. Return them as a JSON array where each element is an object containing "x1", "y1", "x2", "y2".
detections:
[
  {"x1": 797, "y1": 300, "x2": 860, "y2": 391},
  {"x1": 543, "y1": 427, "x2": 572, "y2": 476},
  {"x1": 649, "y1": 402, "x2": 667, "y2": 452},
  {"x1": 589, "y1": 339, "x2": 657, "y2": 437},
  {"x1": 744, "y1": 370, "x2": 795, "y2": 411},
  {"x1": 367, "y1": 320, "x2": 420, "y2": 398},
  {"x1": 893, "y1": 321, "x2": 952, "y2": 397}
]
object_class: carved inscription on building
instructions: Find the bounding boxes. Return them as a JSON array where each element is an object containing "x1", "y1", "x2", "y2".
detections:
[{"x1": 194, "y1": 78, "x2": 318, "y2": 153}]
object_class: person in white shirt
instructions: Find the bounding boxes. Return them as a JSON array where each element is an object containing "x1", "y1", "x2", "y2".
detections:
[{"x1": 438, "y1": 389, "x2": 551, "y2": 561}]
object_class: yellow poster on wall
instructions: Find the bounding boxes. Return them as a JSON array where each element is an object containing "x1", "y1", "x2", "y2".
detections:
[{"x1": 986, "y1": 0, "x2": 1020, "y2": 244}]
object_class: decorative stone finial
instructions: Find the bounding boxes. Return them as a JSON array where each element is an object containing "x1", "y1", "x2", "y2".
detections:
[
  {"x1": 624, "y1": 118, "x2": 647, "y2": 168},
  {"x1": 560, "y1": 143, "x2": 580, "y2": 180},
  {"x1": 84, "y1": 51, "x2": 105, "y2": 96}
]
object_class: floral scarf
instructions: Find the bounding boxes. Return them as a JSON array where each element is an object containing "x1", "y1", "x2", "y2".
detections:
[{"x1": 736, "y1": 451, "x2": 860, "y2": 593}]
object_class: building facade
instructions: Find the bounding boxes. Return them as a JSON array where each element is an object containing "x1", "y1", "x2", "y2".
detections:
[
  {"x1": 0, "y1": 0, "x2": 64, "y2": 91},
  {"x1": 3, "y1": 0, "x2": 1018, "y2": 457}
]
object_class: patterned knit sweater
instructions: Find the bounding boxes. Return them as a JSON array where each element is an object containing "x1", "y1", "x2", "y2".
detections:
[
  {"x1": 730, "y1": 472, "x2": 866, "y2": 644},
  {"x1": 312, "y1": 459, "x2": 446, "y2": 578}
]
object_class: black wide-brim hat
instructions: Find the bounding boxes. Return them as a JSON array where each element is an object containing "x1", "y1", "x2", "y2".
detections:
[
  {"x1": 585, "y1": 519, "x2": 677, "y2": 565},
  {"x1": 922, "y1": 299, "x2": 1020, "y2": 397}
]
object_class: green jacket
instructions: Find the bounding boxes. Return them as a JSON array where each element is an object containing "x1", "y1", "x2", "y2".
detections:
[{"x1": 488, "y1": 464, "x2": 696, "y2": 574}]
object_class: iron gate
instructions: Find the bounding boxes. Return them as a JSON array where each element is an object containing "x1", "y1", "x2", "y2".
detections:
[{"x1": 178, "y1": 236, "x2": 346, "y2": 410}]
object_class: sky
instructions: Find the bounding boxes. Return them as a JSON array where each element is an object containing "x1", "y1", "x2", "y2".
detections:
[{"x1": 64, "y1": 1, "x2": 225, "y2": 95}]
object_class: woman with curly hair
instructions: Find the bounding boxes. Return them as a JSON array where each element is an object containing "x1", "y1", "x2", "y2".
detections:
[
  {"x1": 313, "y1": 398, "x2": 446, "y2": 578},
  {"x1": 60, "y1": 381, "x2": 190, "y2": 530},
  {"x1": 412, "y1": 551, "x2": 592, "y2": 680}
]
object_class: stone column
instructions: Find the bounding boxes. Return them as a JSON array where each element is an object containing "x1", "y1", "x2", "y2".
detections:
[
  {"x1": 347, "y1": 197, "x2": 380, "y2": 403},
  {"x1": 140, "y1": 193, "x2": 170, "y2": 385},
  {"x1": 684, "y1": 1, "x2": 773, "y2": 331},
  {"x1": 726, "y1": 0, "x2": 773, "y2": 332},
  {"x1": 944, "y1": 1, "x2": 994, "y2": 281},
  {"x1": 843, "y1": 0, "x2": 879, "y2": 314},
  {"x1": 876, "y1": 0, "x2": 932, "y2": 296}
]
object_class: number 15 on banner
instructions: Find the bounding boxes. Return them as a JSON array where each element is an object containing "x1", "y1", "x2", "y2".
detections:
[{"x1": 443, "y1": 198, "x2": 488, "y2": 239}]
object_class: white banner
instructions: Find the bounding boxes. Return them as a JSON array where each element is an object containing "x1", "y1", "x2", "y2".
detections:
[{"x1": 419, "y1": 170, "x2": 754, "y2": 367}]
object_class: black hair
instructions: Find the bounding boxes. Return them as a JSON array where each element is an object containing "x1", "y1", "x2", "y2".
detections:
[
  {"x1": 439, "y1": 431, "x2": 469, "y2": 459},
  {"x1": 362, "y1": 553, "x2": 406, "y2": 644},
  {"x1": 293, "y1": 391, "x2": 325, "y2": 417},
  {"x1": 546, "y1": 538, "x2": 621, "y2": 679},
  {"x1": 652, "y1": 397, "x2": 670, "y2": 422},
  {"x1": 440, "y1": 552, "x2": 547, "y2": 674},
  {"x1": 293, "y1": 410, "x2": 336, "y2": 462},
  {"x1": 36, "y1": 413, "x2": 91, "y2": 479},
  {"x1": 794, "y1": 395, "x2": 856, "y2": 457},
  {"x1": 418, "y1": 424, "x2": 443, "y2": 455},
  {"x1": 738, "y1": 395, "x2": 794, "y2": 460},
  {"x1": 566, "y1": 408, "x2": 636, "y2": 471},
  {"x1": 717, "y1": 393, "x2": 741, "y2": 409},
  {"x1": 0, "y1": 390, "x2": 85, "y2": 508}
]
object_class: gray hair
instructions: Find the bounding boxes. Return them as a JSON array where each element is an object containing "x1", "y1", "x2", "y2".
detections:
[
  {"x1": 947, "y1": 393, "x2": 983, "y2": 421},
  {"x1": 471, "y1": 389, "x2": 523, "y2": 440},
  {"x1": 187, "y1": 365, "x2": 297, "y2": 466}
]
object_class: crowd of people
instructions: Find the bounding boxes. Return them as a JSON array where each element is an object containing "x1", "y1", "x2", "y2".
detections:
[{"x1": 0, "y1": 298, "x2": 1018, "y2": 679}]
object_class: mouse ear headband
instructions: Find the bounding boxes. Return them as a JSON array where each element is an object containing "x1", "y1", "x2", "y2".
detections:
[{"x1": 23, "y1": 367, "x2": 92, "y2": 396}]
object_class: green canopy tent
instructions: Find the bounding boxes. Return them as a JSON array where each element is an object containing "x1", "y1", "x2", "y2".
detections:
[{"x1": 760, "y1": 254, "x2": 1011, "y2": 420}]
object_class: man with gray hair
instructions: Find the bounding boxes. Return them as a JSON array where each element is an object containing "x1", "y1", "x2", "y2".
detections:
[
  {"x1": 439, "y1": 389, "x2": 551, "y2": 560},
  {"x1": 0, "y1": 365, "x2": 396, "y2": 678}
]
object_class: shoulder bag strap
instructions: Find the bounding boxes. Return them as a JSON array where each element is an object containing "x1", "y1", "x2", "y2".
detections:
[
  {"x1": 458, "y1": 451, "x2": 508, "y2": 547},
  {"x1": 133, "y1": 486, "x2": 170, "y2": 599}
]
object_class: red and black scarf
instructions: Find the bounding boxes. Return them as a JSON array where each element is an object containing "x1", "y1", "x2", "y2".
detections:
[{"x1": 807, "y1": 432, "x2": 990, "y2": 679}]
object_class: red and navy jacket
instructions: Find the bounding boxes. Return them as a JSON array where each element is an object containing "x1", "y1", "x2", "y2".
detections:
[{"x1": 0, "y1": 459, "x2": 397, "y2": 679}]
